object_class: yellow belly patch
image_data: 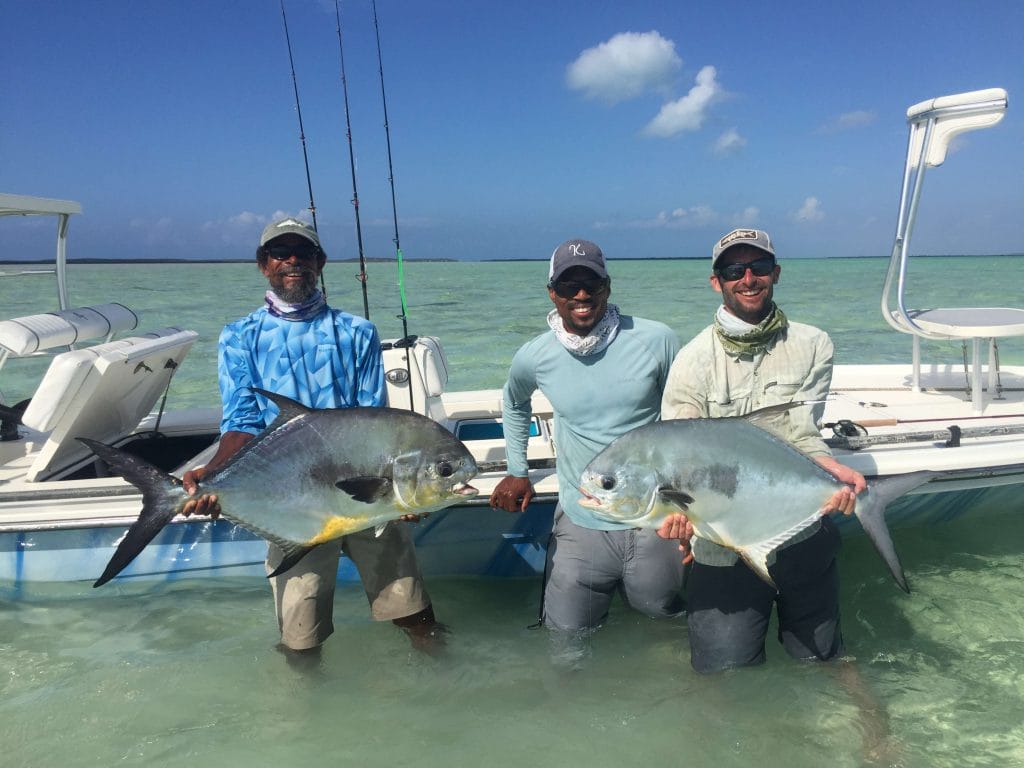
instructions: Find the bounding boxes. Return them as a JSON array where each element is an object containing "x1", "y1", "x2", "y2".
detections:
[{"x1": 308, "y1": 515, "x2": 371, "y2": 545}]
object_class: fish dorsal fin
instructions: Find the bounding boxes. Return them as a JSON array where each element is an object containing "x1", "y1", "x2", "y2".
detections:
[
  {"x1": 252, "y1": 387, "x2": 313, "y2": 429},
  {"x1": 658, "y1": 486, "x2": 694, "y2": 512},
  {"x1": 742, "y1": 400, "x2": 821, "y2": 430},
  {"x1": 733, "y1": 510, "x2": 822, "y2": 590},
  {"x1": 208, "y1": 389, "x2": 314, "y2": 478},
  {"x1": 336, "y1": 476, "x2": 392, "y2": 504}
]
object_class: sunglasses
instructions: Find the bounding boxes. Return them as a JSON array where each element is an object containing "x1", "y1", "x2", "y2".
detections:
[
  {"x1": 715, "y1": 256, "x2": 776, "y2": 282},
  {"x1": 549, "y1": 276, "x2": 609, "y2": 298},
  {"x1": 265, "y1": 243, "x2": 321, "y2": 261}
]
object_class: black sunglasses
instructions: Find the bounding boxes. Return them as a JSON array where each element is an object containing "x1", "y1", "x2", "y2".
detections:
[
  {"x1": 264, "y1": 243, "x2": 321, "y2": 261},
  {"x1": 549, "y1": 276, "x2": 609, "y2": 298},
  {"x1": 715, "y1": 256, "x2": 776, "y2": 282}
]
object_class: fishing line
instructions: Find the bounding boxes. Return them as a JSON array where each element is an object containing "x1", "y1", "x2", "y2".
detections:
[
  {"x1": 333, "y1": 0, "x2": 370, "y2": 319},
  {"x1": 279, "y1": 0, "x2": 327, "y2": 297},
  {"x1": 372, "y1": 0, "x2": 414, "y2": 410}
]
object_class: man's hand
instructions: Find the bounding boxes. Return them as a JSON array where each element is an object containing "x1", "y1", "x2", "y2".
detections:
[
  {"x1": 181, "y1": 466, "x2": 221, "y2": 519},
  {"x1": 179, "y1": 431, "x2": 255, "y2": 520},
  {"x1": 489, "y1": 475, "x2": 534, "y2": 513},
  {"x1": 656, "y1": 513, "x2": 694, "y2": 564},
  {"x1": 815, "y1": 456, "x2": 867, "y2": 516}
]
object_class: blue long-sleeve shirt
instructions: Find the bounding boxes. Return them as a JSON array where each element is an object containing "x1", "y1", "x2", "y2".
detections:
[
  {"x1": 502, "y1": 315, "x2": 680, "y2": 530},
  {"x1": 218, "y1": 305, "x2": 386, "y2": 434}
]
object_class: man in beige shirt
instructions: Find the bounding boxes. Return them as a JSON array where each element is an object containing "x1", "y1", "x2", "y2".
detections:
[{"x1": 659, "y1": 228, "x2": 864, "y2": 673}]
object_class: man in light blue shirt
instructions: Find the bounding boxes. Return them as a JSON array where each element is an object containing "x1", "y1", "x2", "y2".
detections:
[{"x1": 490, "y1": 239, "x2": 686, "y2": 635}]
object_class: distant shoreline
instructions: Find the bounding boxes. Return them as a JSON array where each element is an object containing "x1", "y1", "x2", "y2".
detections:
[{"x1": 1, "y1": 254, "x2": 1020, "y2": 265}]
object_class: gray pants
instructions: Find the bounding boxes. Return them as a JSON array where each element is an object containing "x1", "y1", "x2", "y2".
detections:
[
  {"x1": 542, "y1": 505, "x2": 686, "y2": 632},
  {"x1": 686, "y1": 515, "x2": 844, "y2": 673}
]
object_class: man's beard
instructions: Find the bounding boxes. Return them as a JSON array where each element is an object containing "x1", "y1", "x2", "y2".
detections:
[{"x1": 270, "y1": 271, "x2": 318, "y2": 304}]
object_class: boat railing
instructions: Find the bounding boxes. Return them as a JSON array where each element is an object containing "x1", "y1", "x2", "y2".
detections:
[
  {"x1": 880, "y1": 87, "x2": 1024, "y2": 412},
  {"x1": 0, "y1": 193, "x2": 82, "y2": 313}
]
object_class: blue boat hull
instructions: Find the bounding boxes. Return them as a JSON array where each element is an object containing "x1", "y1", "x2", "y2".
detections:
[{"x1": 1, "y1": 479, "x2": 1018, "y2": 597}]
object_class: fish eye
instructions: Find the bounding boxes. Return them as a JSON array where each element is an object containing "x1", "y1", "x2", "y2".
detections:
[
  {"x1": 436, "y1": 461, "x2": 454, "y2": 478},
  {"x1": 600, "y1": 475, "x2": 616, "y2": 491}
]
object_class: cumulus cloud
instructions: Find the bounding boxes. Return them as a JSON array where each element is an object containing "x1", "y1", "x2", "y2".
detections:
[
  {"x1": 200, "y1": 209, "x2": 311, "y2": 244},
  {"x1": 714, "y1": 127, "x2": 746, "y2": 155},
  {"x1": 566, "y1": 31, "x2": 681, "y2": 104},
  {"x1": 595, "y1": 205, "x2": 717, "y2": 230},
  {"x1": 818, "y1": 109, "x2": 877, "y2": 134},
  {"x1": 642, "y1": 65, "x2": 721, "y2": 137},
  {"x1": 732, "y1": 207, "x2": 760, "y2": 226},
  {"x1": 794, "y1": 197, "x2": 825, "y2": 222}
]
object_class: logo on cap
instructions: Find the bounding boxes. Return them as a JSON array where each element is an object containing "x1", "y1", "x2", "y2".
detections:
[{"x1": 719, "y1": 229, "x2": 758, "y2": 249}]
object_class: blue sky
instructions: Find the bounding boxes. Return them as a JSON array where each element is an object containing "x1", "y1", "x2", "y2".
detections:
[{"x1": 4, "y1": 0, "x2": 1023, "y2": 262}]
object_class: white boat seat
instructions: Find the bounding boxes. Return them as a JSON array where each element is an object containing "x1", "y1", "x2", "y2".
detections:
[
  {"x1": 22, "y1": 327, "x2": 198, "y2": 481},
  {"x1": 899, "y1": 307, "x2": 1024, "y2": 339},
  {"x1": 0, "y1": 302, "x2": 138, "y2": 357}
]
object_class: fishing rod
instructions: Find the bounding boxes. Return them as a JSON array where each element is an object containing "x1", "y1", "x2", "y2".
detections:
[
  {"x1": 372, "y1": 0, "x2": 415, "y2": 411},
  {"x1": 333, "y1": 0, "x2": 370, "y2": 320},
  {"x1": 279, "y1": 0, "x2": 327, "y2": 297}
]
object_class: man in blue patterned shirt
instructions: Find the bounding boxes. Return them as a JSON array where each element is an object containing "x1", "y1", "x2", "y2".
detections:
[{"x1": 182, "y1": 217, "x2": 439, "y2": 657}]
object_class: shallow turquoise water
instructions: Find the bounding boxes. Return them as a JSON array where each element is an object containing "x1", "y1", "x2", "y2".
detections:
[
  {"x1": 2, "y1": 257, "x2": 1024, "y2": 766},
  {"x1": 2, "y1": 508, "x2": 1023, "y2": 767},
  {"x1": 3, "y1": 256, "x2": 1023, "y2": 406}
]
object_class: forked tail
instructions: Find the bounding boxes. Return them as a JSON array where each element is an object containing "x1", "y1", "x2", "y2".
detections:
[
  {"x1": 78, "y1": 438, "x2": 184, "y2": 587},
  {"x1": 855, "y1": 470, "x2": 936, "y2": 593}
]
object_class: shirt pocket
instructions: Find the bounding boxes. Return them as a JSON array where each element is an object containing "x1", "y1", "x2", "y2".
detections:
[{"x1": 764, "y1": 379, "x2": 802, "y2": 398}]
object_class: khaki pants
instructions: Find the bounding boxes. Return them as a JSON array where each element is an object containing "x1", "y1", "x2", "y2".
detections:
[{"x1": 266, "y1": 523, "x2": 430, "y2": 650}]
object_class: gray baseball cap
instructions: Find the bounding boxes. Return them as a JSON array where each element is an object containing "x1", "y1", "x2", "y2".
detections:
[
  {"x1": 711, "y1": 228, "x2": 775, "y2": 269},
  {"x1": 548, "y1": 239, "x2": 608, "y2": 282},
  {"x1": 259, "y1": 217, "x2": 321, "y2": 248}
]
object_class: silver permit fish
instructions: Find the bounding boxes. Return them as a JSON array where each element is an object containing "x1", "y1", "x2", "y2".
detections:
[
  {"x1": 82, "y1": 389, "x2": 478, "y2": 588},
  {"x1": 577, "y1": 415, "x2": 934, "y2": 593}
]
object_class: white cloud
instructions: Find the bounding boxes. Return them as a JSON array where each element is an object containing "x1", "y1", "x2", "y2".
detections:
[
  {"x1": 594, "y1": 205, "x2": 717, "y2": 230},
  {"x1": 794, "y1": 197, "x2": 825, "y2": 222},
  {"x1": 200, "y1": 209, "x2": 311, "y2": 245},
  {"x1": 732, "y1": 207, "x2": 760, "y2": 226},
  {"x1": 714, "y1": 127, "x2": 746, "y2": 155},
  {"x1": 566, "y1": 31, "x2": 681, "y2": 104},
  {"x1": 642, "y1": 65, "x2": 721, "y2": 137},
  {"x1": 819, "y1": 109, "x2": 877, "y2": 134}
]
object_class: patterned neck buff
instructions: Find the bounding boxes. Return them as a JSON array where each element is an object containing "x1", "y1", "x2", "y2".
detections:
[
  {"x1": 547, "y1": 303, "x2": 621, "y2": 357},
  {"x1": 264, "y1": 289, "x2": 327, "y2": 322},
  {"x1": 714, "y1": 303, "x2": 789, "y2": 356}
]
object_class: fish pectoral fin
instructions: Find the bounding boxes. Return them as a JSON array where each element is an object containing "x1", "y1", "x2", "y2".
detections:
[
  {"x1": 267, "y1": 541, "x2": 318, "y2": 578},
  {"x1": 336, "y1": 476, "x2": 392, "y2": 504},
  {"x1": 374, "y1": 523, "x2": 389, "y2": 538},
  {"x1": 658, "y1": 487, "x2": 694, "y2": 512}
]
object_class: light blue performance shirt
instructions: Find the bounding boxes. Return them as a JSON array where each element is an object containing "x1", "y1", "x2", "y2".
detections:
[
  {"x1": 218, "y1": 305, "x2": 386, "y2": 435},
  {"x1": 502, "y1": 315, "x2": 680, "y2": 531}
]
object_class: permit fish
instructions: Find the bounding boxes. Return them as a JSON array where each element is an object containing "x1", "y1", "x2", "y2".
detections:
[
  {"x1": 82, "y1": 389, "x2": 478, "y2": 587},
  {"x1": 577, "y1": 413, "x2": 934, "y2": 593}
]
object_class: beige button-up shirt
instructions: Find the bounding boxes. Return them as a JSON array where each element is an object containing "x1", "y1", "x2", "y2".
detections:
[{"x1": 661, "y1": 320, "x2": 834, "y2": 566}]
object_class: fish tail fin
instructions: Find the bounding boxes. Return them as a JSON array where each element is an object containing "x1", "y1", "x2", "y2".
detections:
[
  {"x1": 78, "y1": 438, "x2": 184, "y2": 588},
  {"x1": 855, "y1": 470, "x2": 935, "y2": 593}
]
